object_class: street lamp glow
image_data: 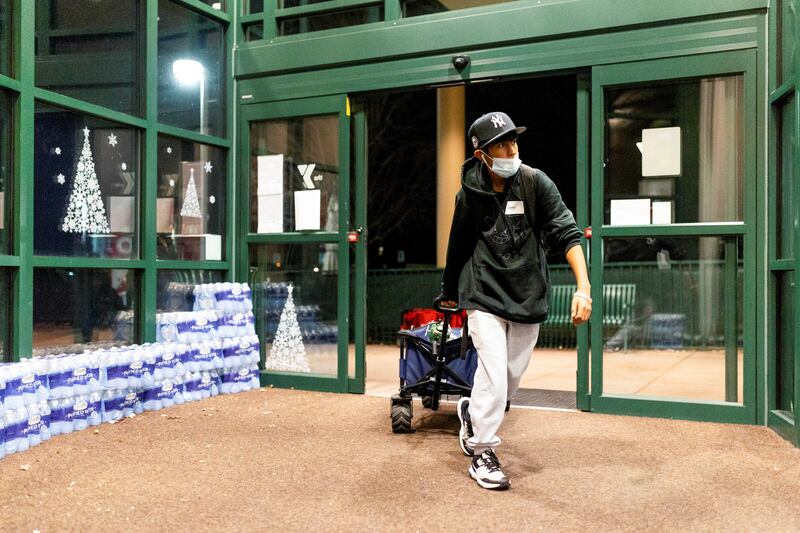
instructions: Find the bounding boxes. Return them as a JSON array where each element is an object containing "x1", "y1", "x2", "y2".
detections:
[{"x1": 172, "y1": 59, "x2": 205, "y2": 86}]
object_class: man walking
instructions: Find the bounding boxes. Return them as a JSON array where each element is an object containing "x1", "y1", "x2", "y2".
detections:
[{"x1": 436, "y1": 111, "x2": 591, "y2": 490}]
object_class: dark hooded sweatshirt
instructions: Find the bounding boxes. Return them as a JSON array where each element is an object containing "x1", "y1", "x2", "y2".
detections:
[{"x1": 441, "y1": 157, "x2": 582, "y2": 324}]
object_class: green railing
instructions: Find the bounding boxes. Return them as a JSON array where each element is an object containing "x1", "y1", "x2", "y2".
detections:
[{"x1": 366, "y1": 261, "x2": 744, "y2": 348}]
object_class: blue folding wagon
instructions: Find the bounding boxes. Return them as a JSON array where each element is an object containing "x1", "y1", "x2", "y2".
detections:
[{"x1": 390, "y1": 308, "x2": 478, "y2": 433}]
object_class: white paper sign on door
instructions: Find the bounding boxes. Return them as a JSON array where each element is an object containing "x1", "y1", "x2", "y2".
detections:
[
  {"x1": 636, "y1": 127, "x2": 681, "y2": 177},
  {"x1": 257, "y1": 154, "x2": 284, "y2": 195},
  {"x1": 610, "y1": 198, "x2": 651, "y2": 226},
  {"x1": 257, "y1": 194, "x2": 283, "y2": 233},
  {"x1": 294, "y1": 189, "x2": 321, "y2": 231}
]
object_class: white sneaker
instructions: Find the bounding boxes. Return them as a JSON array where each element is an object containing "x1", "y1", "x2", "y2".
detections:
[
  {"x1": 457, "y1": 397, "x2": 474, "y2": 456},
  {"x1": 469, "y1": 450, "x2": 510, "y2": 490}
]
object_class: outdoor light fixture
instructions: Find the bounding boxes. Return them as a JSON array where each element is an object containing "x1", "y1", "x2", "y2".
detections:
[
  {"x1": 172, "y1": 59, "x2": 207, "y2": 134},
  {"x1": 452, "y1": 55, "x2": 470, "y2": 70}
]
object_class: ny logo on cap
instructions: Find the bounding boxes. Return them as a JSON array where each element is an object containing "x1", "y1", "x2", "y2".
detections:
[{"x1": 491, "y1": 115, "x2": 506, "y2": 128}]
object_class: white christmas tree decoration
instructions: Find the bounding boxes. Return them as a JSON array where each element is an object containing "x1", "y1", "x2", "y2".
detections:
[
  {"x1": 121, "y1": 162, "x2": 127, "y2": 171},
  {"x1": 108, "y1": 134, "x2": 118, "y2": 147},
  {"x1": 209, "y1": 195, "x2": 216, "y2": 204},
  {"x1": 54, "y1": 147, "x2": 61, "y2": 155},
  {"x1": 61, "y1": 127, "x2": 110, "y2": 234},
  {"x1": 180, "y1": 167, "x2": 202, "y2": 218},
  {"x1": 264, "y1": 284, "x2": 310, "y2": 373},
  {"x1": 204, "y1": 161, "x2": 213, "y2": 173},
  {"x1": 166, "y1": 147, "x2": 173, "y2": 154},
  {"x1": 169, "y1": 178, "x2": 176, "y2": 187},
  {"x1": 56, "y1": 174, "x2": 65, "y2": 185}
]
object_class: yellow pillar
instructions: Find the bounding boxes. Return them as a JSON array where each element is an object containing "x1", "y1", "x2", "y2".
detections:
[{"x1": 436, "y1": 86, "x2": 465, "y2": 268}]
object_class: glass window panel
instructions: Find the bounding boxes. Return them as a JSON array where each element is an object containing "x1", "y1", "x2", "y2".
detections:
[
  {"x1": 775, "y1": 271, "x2": 795, "y2": 414},
  {"x1": 157, "y1": 269, "x2": 224, "y2": 312},
  {"x1": 0, "y1": 1, "x2": 11, "y2": 77},
  {"x1": 244, "y1": 0, "x2": 263, "y2": 12},
  {"x1": 401, "y1": 0, "x2": 511, "y2": 17},
  {"x1": 158, "y1": 1, "x2": 224, "y2": 137},
  {"x1": 33, "y1": 268, "x2": 137, "y2": 356},
  {"x1": 244, "y1": 23, "x2": 264, "y2": 41},
  {"x1": 35, "y1": 0, "x2": 142, "y2": 115},
  {"x1": 278, "y1": 5, "x2": 383, "y2": 36},
  {"x1": 157, "y1": 135, "x2": 226, "y2": 260},
  {"x1": 249, "y1": 115, "x2": 340, "y2": 234},
  {"x1": 777, "y1": 94, "x2": 796, "y2": 260},
  {"x1": 604, "y1": 75, "x2": 744, "y2": 224},
  {"x1": 0, "y1": 90, "x2": 12, "y2": 254},
  {"x1": 34, "y1": 104, "x2": 139, "y2": 258},
  {"x1": 250, "y1": 243, "x2": 339, "y2": 377},
  {"x1": 0, "y1": 268, "x2": 10, "y2": 362},
  {"x1": 602, "y1": 236, "x2": 743, "y2": 404},
  {"x1": 250, "y1": 115, "x2": 339, "y2": 233}
]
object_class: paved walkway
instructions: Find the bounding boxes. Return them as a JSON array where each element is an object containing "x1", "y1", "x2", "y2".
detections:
[{"x1": 1, "y1": 388, "x2": 799, "y2": 532}]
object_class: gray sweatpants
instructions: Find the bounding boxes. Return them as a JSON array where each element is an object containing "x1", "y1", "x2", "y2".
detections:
[{"x1": 466, "y1": 309, "x2": 540, "y2": 455}]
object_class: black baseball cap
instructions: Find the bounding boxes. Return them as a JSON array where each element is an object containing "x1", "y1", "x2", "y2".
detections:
[{"x1": 468, "y1": 112, "x2": 527, "y2": 150}]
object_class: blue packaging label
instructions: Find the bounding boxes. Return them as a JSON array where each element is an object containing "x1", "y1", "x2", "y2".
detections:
[
  {"x1": 222, "y1": 367, "x2": 257, "y2": 384},
  {"x1": 185, "y1": 374, "x2": 214, "y2": 393},
  {"x1": 216, "y1": 287, "x2": 249, "y2": 303},
  {"x1": 7, "y1": 373, "x2": 46, "y2": 397},
  {"x1": 222, "y1": 313, "x2": 247, "y2": 327},
  {"x1": 5, "y1": 419, "x2": 26, "y2": 441},
  {"x1": 52, "y1": 399, "x2": 100, "y2": 422},
  {"x1": 177, "y1": 316, "x2": 215, "y2": 335},
  {"x1": 144, "y1": 382, "x2": 181, "y2": 402},
  {"x1": 104, "y1": 391, "x2": 141, "y2": 412},
  {"x1": 155, "y1": 351, "x2": 180, "y2": 370},
  {"x1": 194, "y1": 345, "x2": 217, "y2": 362},
  {"x1": 107, "y1": 360, "x2": 147, "y2": 381},
  {"x1": 50, "y1": 367, "x2": 100, "y2": 389},
  {"x1": 22, "y1": 414, "x2": 47, "y2": 437},
  {"x1": 223, "y1": 340, "x2": 253, "y2": 360}
]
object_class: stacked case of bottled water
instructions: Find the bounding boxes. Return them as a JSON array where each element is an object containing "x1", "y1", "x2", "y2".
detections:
[
  {"x1": 47, "y1": 352, "x2": 104, "y2": 436},
  {"x1": 0, "y1": 281, "x2": 261, "y2": 461},
  {"x1": 192, "y1": 283, "x2": 260, "y2": 395},
  {"x1": 1, "y1": 359, "x2": 51, "y2": 457}
]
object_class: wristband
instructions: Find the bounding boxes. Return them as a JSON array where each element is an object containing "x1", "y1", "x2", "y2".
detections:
[{"x1": 573, "y1": 292, "x2": 592, "y2": 304}]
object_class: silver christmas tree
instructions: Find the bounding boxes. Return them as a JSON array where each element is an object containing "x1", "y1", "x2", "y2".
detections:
[
  {"x1": 180, "y1": 167, "x2": 202, "y2": 218},
  {"x1": 61, "y1": 127, "x2": 110, "y2": 234},
  {"x1": 264, "y1": 284, "x2": 310, "y2": 373}
]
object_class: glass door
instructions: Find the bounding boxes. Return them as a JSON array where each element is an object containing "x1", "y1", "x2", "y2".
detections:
[
  {"x1": 240, "y1": 95, "x2": 358, "y2": 393},
  {"x1": 589, "y1": 50, "x2": 757, "y2": 423}
]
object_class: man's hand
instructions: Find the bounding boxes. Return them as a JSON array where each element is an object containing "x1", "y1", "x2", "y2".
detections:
[
  {"x1": 571, "y1": 292, "x2": 592, "y2": 326},
  {"x1": 433, "y1": 293, "x2": 459, "y2": 311}
]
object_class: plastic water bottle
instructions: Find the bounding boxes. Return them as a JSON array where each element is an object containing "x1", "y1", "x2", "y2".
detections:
[
  {"x1": 194, "y1": 285, "x2": 216, "y2": 311},
  {"x1": 88, "y1": 392, "x2": 102, "y2": 427},
  {"x1": 0, "y1": 402, "x2": 5, "y2": 460},
  {"x1": 72, "y1": 395, "x2": 90, "y2": 432},
  {"x1": 48, "y1": 398, "x2": 62, "y2": 436},
  {"x1": 5, "y1": 405, "x2": 28, "y2": 454}
]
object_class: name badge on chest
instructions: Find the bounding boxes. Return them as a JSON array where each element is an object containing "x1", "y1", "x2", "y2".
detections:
[{"x1": 505, "y1": 201, "x2": 524, "y2": 215}]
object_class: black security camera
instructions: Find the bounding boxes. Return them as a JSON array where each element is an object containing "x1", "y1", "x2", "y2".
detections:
[{"x1": 452, "y1": 55, "x2": 470, "y2": 70}]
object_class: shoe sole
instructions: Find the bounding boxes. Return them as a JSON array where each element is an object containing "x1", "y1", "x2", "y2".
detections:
[
  {"x1": 456, "y1": 397, "x2": 473, "y2": 457},
  {"x1": 468, "y1": 465, "x2": 510, "y2": 490}
]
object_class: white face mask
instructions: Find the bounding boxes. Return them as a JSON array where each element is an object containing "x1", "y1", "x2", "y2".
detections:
[{"x1": 482, "y1": 153, "x2": 521, "y2": 178}]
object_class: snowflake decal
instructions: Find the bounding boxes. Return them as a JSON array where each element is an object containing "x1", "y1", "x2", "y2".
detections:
[
  {"x1": 166, "y1": 147, "x2": 173, "y2": 154},
  {"x1": 121, "y1": 162, "x2": 127, "y2": 171},
  {"x1": 204, "y1": 161, "x2": 213, "y2": 173},
  {"x1": 108, "y1": 134, "x2": 118, "y2": 147},
  {"x1": 209, "y1": 195, "x2": 216, "y2": 205},
  {"x1": 54, "y1": 147, "x2": 62, "y2": 155},
  {"x1": 169, "y1": 179, "x2": 176, "y2": 187},
  {"x1": 56, "y1": 174, "x2": 65, "y2": 185}
]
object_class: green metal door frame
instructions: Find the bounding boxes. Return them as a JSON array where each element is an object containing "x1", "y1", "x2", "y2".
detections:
[
  {"x1": 589, "y1": 49, "x2": 759, "y2": 424},
  {"x1": 576, "y1": 73, "x2": 591, "y2": 411},
  {"x1": 240, "y1": 95, "x2": 357, "y2": 393},
  {"x1": 765, "y1": 0, "x2": 800, "y2": 446}
]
